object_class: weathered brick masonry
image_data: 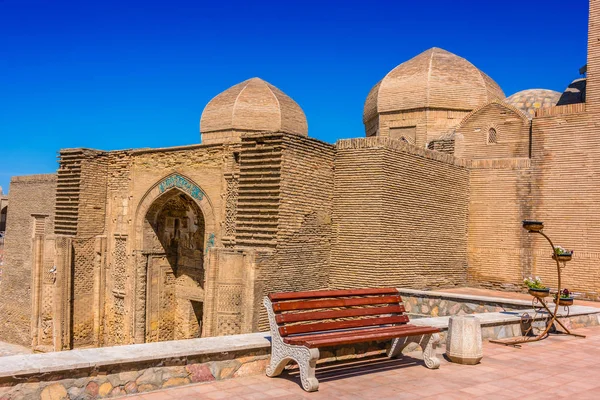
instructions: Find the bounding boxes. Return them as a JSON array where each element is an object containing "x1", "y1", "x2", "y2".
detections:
[
  {"x1": 331, "y1": 138, "x2": 469, "y2": 290},
  {"x1": 466, "y1": 158, "x2": 533, "y2": 290},
  {"x1": 251, "y1": 133, "x2": 335, "y2": 330},
  {"x1": 528, "y1": 112, "x2": 600, "y2": 298},
  {"x1": 464, "y1": 110, "x2": 600, "y2": 299},
  {"x1": 454, "y1": 101, "x2": 530, "y2": 160},
  {"x1": 0, "y1": 175, "x2": 56, "y2": 347}
]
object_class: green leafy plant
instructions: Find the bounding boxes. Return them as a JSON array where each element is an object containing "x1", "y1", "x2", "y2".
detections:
[
  {"x1": 554, "y1": 246, "x2": 573, "y2": 256},
  {"x1": 524, "y1": 276, "x2": 547, "y2": 290},
  {"x1": 559, "y1": 288, "x2": 572, "y2": 299}
]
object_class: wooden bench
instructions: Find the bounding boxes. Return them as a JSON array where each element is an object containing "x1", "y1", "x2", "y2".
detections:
[{"x1": 264, "y1": 288, "x2": 441, "y2": 392}]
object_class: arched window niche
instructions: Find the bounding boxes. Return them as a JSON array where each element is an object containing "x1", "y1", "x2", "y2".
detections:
[{"x1": 487, "y1": 127, "x2": 498, "y2": 144}]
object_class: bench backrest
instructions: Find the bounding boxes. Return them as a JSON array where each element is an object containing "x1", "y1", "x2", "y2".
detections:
[{"x1": 267, "y1": 288, "x2": 408, "y2": 336}]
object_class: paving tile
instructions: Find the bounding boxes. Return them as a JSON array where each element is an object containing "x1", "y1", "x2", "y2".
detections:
[
  {"x1": 422, "y1": 392, "x2": 476, "y2": 400},
  {"x1": 571, "y1": 379, "x2": 600, "y2": 390},
  {"x1": 138, "y1": 391, "x2": 176, "y2": 400},
  {"x1": 263, "y1": 387, "x2": 297, "y2": 397},
  {"x1": 241, "y1": 392, "x2": 279, "y2": 400},
  {"x1": 187, "y1": 383, "x2": 220, "y2": 394},
  {"x1": 177, "y1": 392, "x2": 213, "y2": 400},
  {"x1": 214, "y1": 379, "x2": 246, "y2": 390},
  {"x1": 354, "y1": 387, "x2": 399, "y2": 399},
  {"x1": 202, "y1": 389, "x2": 235, "y2": 399}
]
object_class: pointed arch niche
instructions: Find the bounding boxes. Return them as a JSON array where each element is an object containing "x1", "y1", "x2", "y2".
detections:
[{"x1": 131, "y1": 173, "x2": 217, "y2": 343}]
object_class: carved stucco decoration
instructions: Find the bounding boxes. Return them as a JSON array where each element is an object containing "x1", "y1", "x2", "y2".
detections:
[
  {"x1": 132, "y1": 173, "x2": 218, "y2": 343},
  {"x1": 223, "y1": 176, "x2": 238, "y2": 242}
]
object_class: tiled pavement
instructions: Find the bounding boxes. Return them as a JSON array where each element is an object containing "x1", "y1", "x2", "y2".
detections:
[{"x1": 119, "y1": 326, "x2": 600, "y2": 399}]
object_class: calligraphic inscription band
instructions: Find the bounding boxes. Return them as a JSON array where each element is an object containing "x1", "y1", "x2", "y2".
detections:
[{"x1": 158, "y1": 174, "x2": 204, "y2": 201}]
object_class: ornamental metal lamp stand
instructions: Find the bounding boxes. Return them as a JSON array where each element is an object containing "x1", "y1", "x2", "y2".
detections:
[{"x1": 490, "y1": 220, "x2": 586, "y2": 347}]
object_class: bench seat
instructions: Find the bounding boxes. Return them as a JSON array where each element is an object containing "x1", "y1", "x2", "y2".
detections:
[
  {"x1": 284, "y1": 325, "x2": 440, "y2": 347},
  {"x1": 264, "y1": 288, "x2": 441, "y2": 392}
]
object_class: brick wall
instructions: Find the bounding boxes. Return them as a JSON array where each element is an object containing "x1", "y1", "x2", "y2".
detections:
[
  {"x1": 252, "y1": 133, "x2": 335, "y2": 330},
  {"x1": 236, "y1": 134, "x2": 282, "y2": 248},
  {"x1": 428, "y1": 138, "x2": 455, "y2": 154},
  {"x1": 78, "y1": 152, "x2": 109, "y2": 237},
  {"x1": 57, "y1": 149, "x2": 109, "y2": 348},
  {"x1": 423, "y1": 109, "x2": 470, "y2": 144},
  {"x1": 330, "y1": 138, "x2": 469, "y2": 290},
  {"x1": 466, "y1": 159, "x2": 533, "y2": 291},
  {"x1": 0, "y1": 174, "x2": 56, "y2": 346},
  {"x1": 55, "y1": 149, "x2": 82, "y2": 236},
  {"x1": 464, "y1": 108, "x2": 600, "y2": 300},
  {"x1": 534, "y1": 103, "x2": 586, "y2": 118},
  {"x1": 528, "y1": 111, "x2": 600, "y2": 298},
  {"x1": 278, "y1": 134, "x2": 335, "y2": 245},
  {"x1": 55, "y1": 148, "x2": 108, "y2": 237},
  {"x1": 587, "y1": 0, "x2": 600, "y2": 112},
  {"x1": 377, "y1": 109, "x2": 471, "y2": 147},
  {"x1": 455, "y1": 102, "x2": 530, "y2": 160},
  {"x1": 378, "y1": 110, "x2": 427, "y2": 145}
]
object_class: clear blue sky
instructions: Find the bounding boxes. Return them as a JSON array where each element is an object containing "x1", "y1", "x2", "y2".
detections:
[{"x1": 0, "y1": 0, "x2": 589, "y2": 192}]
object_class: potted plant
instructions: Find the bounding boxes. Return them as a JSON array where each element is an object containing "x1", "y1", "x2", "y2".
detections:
[
  {"x1": 524, "y1": 276, "x2": 550, "y2": 298},
  {"x1": 552, "y1": 246, "x2": 573, "y2": 262},
  {"x1": 553, "y1": 288, "x2": 574, "y2": 306}
]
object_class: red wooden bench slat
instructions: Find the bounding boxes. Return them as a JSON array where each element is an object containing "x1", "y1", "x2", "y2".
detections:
[
  {"x1": 276, "y1": 304, "x2": 405, "y2": 324},
  {"x1": 282, "y1": 324, "x2": 426, "y2": 343},
  {"x1": 269, "y1": 288, "x2": 398, "y2": 301},
  {"x1": 285, "y1": 325, "x2": 440, "y2": 348},
  {"x1": 279, "y1": 315, "x2": 409, "y2": 336},
  {"x1": 272, "y1": 295, "x2": 402, "y2": 312},
  {"x1": 283, "y1": 325, "x2": 439, "y2": 347}
]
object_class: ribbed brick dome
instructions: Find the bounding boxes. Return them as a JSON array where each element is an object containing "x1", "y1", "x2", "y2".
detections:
[
  {"x1": 200, "y1": 77, "x2": 308, "y2": 136},
  {"x1": 505, "y1": 89, "x2": 561, "y2": 118},
  {"x1": 363, "y1": 48, "x2": 505, "y2": 123}
]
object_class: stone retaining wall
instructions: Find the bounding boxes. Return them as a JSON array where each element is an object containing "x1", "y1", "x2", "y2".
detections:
[
  {"x1": 398, "y1": 289, "x2": 531, "y2": 318},
  {"x1": 400, "y1": 289, "x2": 600, "y2": 343},
  {"x1": 0, "y1": 335, "x2": 389, "y2": 400},
  {"x1": 0, "y1": 349, "x2": 270, "y2": 400},
  {"x1": 483, "y1": 313, "x2": 600, "y2": 341}
]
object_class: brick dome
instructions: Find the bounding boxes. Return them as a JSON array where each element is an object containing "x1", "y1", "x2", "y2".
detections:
[
  {"x1": 200, "y1": 77, "x2": 308, "y2": 137},
  {"x1": 505, "y1": 89, "x2": 561, "y2": 118},
  {"x1": 363, "y1": 48, "x2": 505, "y2": 123}
]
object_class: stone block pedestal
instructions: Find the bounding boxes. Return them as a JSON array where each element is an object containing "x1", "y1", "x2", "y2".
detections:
[{"x1": 446, "y1": 315, "x2": 483, "y2": 365}]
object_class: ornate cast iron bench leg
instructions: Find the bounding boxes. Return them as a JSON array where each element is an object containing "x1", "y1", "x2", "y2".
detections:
[
  {"x1": 264, "y1": 297, "x2": 321, "y2": 392},
  {"x1": 387, "y1": 333, "x2": 441, "y2": 369}
]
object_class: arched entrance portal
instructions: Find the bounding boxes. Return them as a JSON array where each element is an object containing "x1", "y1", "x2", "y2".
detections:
[{"x1": 142, "y1": 189, "x2": 206, "y2": 342}]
